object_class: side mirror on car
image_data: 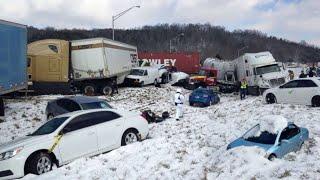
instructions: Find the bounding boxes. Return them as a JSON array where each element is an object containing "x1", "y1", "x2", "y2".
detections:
[
  {"x1": 60, "y1": 127, "x2": 71, "y2": 135},
  {"x1": 279, "y1": 139, "x2": 289, "y2": 145}
]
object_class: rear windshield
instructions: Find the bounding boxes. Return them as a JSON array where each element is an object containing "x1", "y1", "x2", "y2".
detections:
[
  {"x1": 246, "y1": 131, "x2": 277, "y2": 145},
  {"x1": 30, "y1": 117, "x2": 69, "y2": 136},
  {"x1": 81, "y1": 101, "x2": 112, "y2": 110}
]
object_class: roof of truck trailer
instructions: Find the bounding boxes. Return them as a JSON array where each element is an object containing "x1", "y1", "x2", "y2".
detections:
[
  {"x1": 243, "y1": 51, "x2": 271, "y2": 57},
  {"x1": 0, "y1": 19, "x2": 26, "y2": 28},
  {"x1": 71, "y1": 37, "x2": 137, "y2": 49}
]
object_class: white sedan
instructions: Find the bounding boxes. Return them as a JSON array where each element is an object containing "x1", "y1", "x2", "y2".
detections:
[
  {"x1": 0, "y1": 109, "x2": 149, "y2": 179},
  {"x1": 263, "y1": 78, "x2": 320, "y2": 106}
]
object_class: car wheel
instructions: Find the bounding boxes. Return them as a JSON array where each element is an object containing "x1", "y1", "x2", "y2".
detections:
[
  {"x1": 311, "y1": 96, "x2": 320, "y2": 107},
  {"x1": 268, "y1": 154, "x2": 277, "y2": 161},
  {"x1": 266, "y1": 93, "x2": 276, "y2": 104},
  {"x1": 121, "y1": 129, "x2": 139, "y2": 146},
  {"x1": 26, "y1": 152, "x2": 52, "y2": 175},
  {"x1": 47, "y1": 114, "x2": 54, "y2": 121},
  {"x1": 83, "y1": 84, "x2": 96, "y2": 95},
  {"x1": 101, "y1": 85, "x2": 112, "y2": 95}
]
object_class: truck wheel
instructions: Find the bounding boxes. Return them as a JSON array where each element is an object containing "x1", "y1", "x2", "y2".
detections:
[
  {"x1": 311, "y1": 96, "x2": 320, "y2": 107},
  {"x1": 101, "y1": 85, "x2": 112, "y2": 95},
  {"x1": 83, "y1": 84, "x2": 96, "y2": 95}
]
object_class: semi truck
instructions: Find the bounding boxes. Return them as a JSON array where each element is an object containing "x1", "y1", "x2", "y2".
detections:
[
  {"x1": 0, "y1": 20, "x2": 28, "y2": 117},
  {"x1": 27, "y1": 38, "x2": 138, "y2": 95},
  {"x1": 203, "y1": 51, "x2": 287, "y2": 95}
]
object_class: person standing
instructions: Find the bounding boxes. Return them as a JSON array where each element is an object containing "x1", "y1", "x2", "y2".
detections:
[
  {"x1": 240, "y1": 78, "x2": 248, "y2": 100},
  {"x1": 299, "y1": 70, "x2": 307, "y2": 78},
  {"x1": 111, "y1": 79, "x2": 118, "y2": 95},
  {"x1": 288, "y1": 70, "x2": 294, "y2": 80},
  {"x1": 0, "y1": 98, "x2": 4, "y2": 121},
  {"x1": 309, "y1": 65, "x2": 316, "y2": 77},
  {"x1": 174, "y1": 88, "x2": 184, "y2": 121}
]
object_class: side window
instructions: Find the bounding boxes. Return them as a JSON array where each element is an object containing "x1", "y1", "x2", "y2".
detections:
[
  {"x1": 57, "y1": 99, "x2": 81, "y2": 112},
  {"x1": 281, "y1": 80, "x2": 299, "y2": 88},
  {"x1": 298, "y1": 80, "x2": 318, "y2": 88},
  {"x1": 63, "y1": 113, "x2": 96, "y2": 132},
  {"x1": 280, "y1": 124, "x2": 300, "y2": 140},
  {"x1": 90, "y1": 111, "x2": 121, "y2": 125},
  {"x1": 48, "y1": 45, "x2": 58, "y2": 53}
]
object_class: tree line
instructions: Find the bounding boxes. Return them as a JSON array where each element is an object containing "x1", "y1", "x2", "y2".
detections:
[{"x1": 27, "y1": 23, "x2": 320, "y2": 63}]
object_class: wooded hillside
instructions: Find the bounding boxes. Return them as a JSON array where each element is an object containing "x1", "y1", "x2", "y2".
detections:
[{"x1": 27, "y1": 24, "x2": 320, "y2": 62}]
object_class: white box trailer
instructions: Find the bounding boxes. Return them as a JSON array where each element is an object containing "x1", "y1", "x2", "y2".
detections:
[{"x1": 71, "y1": 38, "x2": 138, "y2": 94}]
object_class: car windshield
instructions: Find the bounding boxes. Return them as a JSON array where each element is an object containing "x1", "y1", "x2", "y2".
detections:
[
  {"x1": 255, "y1": 64, "x2": 281, "y2": 75},
  {"x1": 30, "y1": 117, "x2": 69, "y2": 136},
  {"x1": 243, "y1": 124, "x2": 277, "y2": 145},
  {"x1": 130, "y1": 69, "x2": 145, "y2": 76},
  {"x1": 81, "y1": 101, "x2": 112, "y2": 110},
  {"x1": 199, "y1": 70, "x2": 206, "y2": 76}
]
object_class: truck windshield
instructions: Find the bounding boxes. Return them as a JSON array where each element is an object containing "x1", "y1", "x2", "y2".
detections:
[
  {"x1": 255, "y1": 64, "x2": 281, "y2": 75},
  {"x1": 29, "y1": 117, "x2": 69, "y2": 136},
  {"x1": 130, "y1": 69, "x2": 145, "y2": 76}
]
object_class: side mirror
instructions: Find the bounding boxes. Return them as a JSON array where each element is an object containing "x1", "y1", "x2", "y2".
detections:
[
  {"x1": 60, "y1": 127, "x2": 71, "y2": 135},
  {"x1": 279, "y1": 139, "x2": 289, "y2": 145},
  {"x1": 279, "y1": 85, "x2": 283, "y2": 89}
]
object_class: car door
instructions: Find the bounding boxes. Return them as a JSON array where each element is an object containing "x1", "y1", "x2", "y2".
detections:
[
  {"x1": 57, "y1": 113, "x2": 99, "y2": 164},
  {"x1": 277, "y1": 125, "x2": 300, "y2": 156},
  {"x1": 95, "y1": 111, "x2": 124, "y2": 151},
  {"x1": 297, "y1": 80, "x2": 318, "y2": 105},
  {"x1": 277, "y1": 80, "x2": 299, "y2": 104}
]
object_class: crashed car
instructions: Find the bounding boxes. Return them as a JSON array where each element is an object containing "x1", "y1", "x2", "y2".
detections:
[
  {"x1": 189, "y1": 87, "x2": 220, "y2": 107},
  {"x1": 227, "y1": 115, "x2": 309, "y2": 160},
  {"x1": 46, "y1": 96, "x2": 112, "y2": 120}
]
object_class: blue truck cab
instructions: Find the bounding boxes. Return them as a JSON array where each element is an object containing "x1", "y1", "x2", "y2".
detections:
[{"x1": 0, "y1": 19, "x2": 27, "y2": 117}]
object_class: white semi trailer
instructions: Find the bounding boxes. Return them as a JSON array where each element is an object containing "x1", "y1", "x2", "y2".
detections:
[{"x1": 203, "y1": 51, "x2": 288, "y2": 95}]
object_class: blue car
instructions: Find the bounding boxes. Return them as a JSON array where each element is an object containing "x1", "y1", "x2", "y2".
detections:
[
  {"x1": 189, "y1": 88, "x2": 220, "y2": 107},
  {"x1": 227, "y1": 122, "x2": 309, "y2": 160}
]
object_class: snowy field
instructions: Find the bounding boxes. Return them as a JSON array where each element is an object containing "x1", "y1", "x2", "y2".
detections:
[{"x1": 1, "y1": 85, "x2": 320, "y2": 180}]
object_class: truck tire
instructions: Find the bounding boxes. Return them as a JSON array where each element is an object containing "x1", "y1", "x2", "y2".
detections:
[
  {"x1": 101, "y1": 85, "x2": 113, "y2": 95},
  {"x1": 83, "y1": 84, "x2": 96, "y2": 95}
]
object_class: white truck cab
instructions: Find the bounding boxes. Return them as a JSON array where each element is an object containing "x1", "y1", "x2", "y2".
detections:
[
  {"x1": 125, "y1": 67, "x2": 161, "y2": 86},
  {"x1": 233, "y1": 51, "x2": 287, "y2": 95}
]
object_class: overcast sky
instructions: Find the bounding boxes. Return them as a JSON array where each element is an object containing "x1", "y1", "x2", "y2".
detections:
[{"x1": 1, "y1": 0, "x2": 319, "y2": 47}]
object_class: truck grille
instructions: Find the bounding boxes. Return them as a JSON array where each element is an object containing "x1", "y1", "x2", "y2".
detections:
[{"x1": 269, "y1": 78, "x2": 286, "y2": 87}]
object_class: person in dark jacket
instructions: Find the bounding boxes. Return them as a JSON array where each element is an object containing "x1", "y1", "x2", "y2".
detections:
[
  {"x1": 111, "y1": 79, "x2": 118, "y2": 95},
  {"x1": 299, "y1": 70, "x2": 307, "y2": 78},
  {"x1": 308, "y1": 66, "x2": 316, "y2": 77},
  {"x1": 0, "y1": 98, "x2": 4, "y2": 121}
]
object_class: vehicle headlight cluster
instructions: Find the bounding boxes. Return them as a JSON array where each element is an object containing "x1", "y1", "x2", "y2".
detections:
[{"x1": 0, "y1": 147, "x2": 23, "y2": 161}]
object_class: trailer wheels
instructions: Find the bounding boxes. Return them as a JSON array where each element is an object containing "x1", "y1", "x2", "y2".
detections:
[
  {"x1": 83, "y1": 84, "x2": 96, "y2": 96},
  {"x1": 101, "y1": 85, "x2": 113, "y2": 96}
]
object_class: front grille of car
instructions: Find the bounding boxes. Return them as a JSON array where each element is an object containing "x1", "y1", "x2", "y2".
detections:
[{"x1": 269, "y1": 78, "x2": 286, "y2": 87}]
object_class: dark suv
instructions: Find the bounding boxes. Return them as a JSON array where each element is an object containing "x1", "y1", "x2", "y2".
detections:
[{"x1": 45, "y1": 96, "x2": 112, "y2": 120}]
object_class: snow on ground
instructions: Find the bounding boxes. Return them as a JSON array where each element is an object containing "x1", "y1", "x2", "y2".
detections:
[{"x1": 1, "y1": 85, "x2": 320, "y2": 179}]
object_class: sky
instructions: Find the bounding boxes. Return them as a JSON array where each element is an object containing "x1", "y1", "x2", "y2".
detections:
[{"x1": 0, "y1": 0, "x2": 319, "y2": 47}]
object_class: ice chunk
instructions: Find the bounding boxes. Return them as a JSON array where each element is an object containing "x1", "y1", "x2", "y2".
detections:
[{"x1": 259, "y1": 115, "x2": 288, "y2": 134}]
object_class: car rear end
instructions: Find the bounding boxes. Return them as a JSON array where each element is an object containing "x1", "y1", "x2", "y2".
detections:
[
  {"x1": 121, "y1": 110, "x2": 149, "y2": 140},
  {"x1": 189, "y1": 92, "x2": 211, "y2": 105}
]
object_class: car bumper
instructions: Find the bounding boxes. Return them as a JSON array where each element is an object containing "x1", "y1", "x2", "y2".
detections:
[
  {"x1": 0, "y1": 156, "x2": 25, "y2": 179},
  {"x1": 190, "y1": 98, "x2": 209, "y2": 104}
]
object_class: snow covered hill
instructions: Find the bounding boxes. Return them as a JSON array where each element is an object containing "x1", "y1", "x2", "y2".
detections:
[{"x1": 1, "y1": 85, "x2": 319, "y2": 179}]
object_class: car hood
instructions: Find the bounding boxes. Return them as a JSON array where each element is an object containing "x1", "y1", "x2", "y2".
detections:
[
  {"x1": 126, "y1": 75, "x2": 143, "y2": 79},
  {"x1": 0, "y1": 135, "x2": 50, "y2": 153},
  {"x1": 227, "y1": 137, "x2": 273, "y2": 151}
]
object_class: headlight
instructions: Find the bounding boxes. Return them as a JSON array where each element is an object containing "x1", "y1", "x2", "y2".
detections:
[{"x1": 0, "y1": 147, "x2": 23, "y2": 161}]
